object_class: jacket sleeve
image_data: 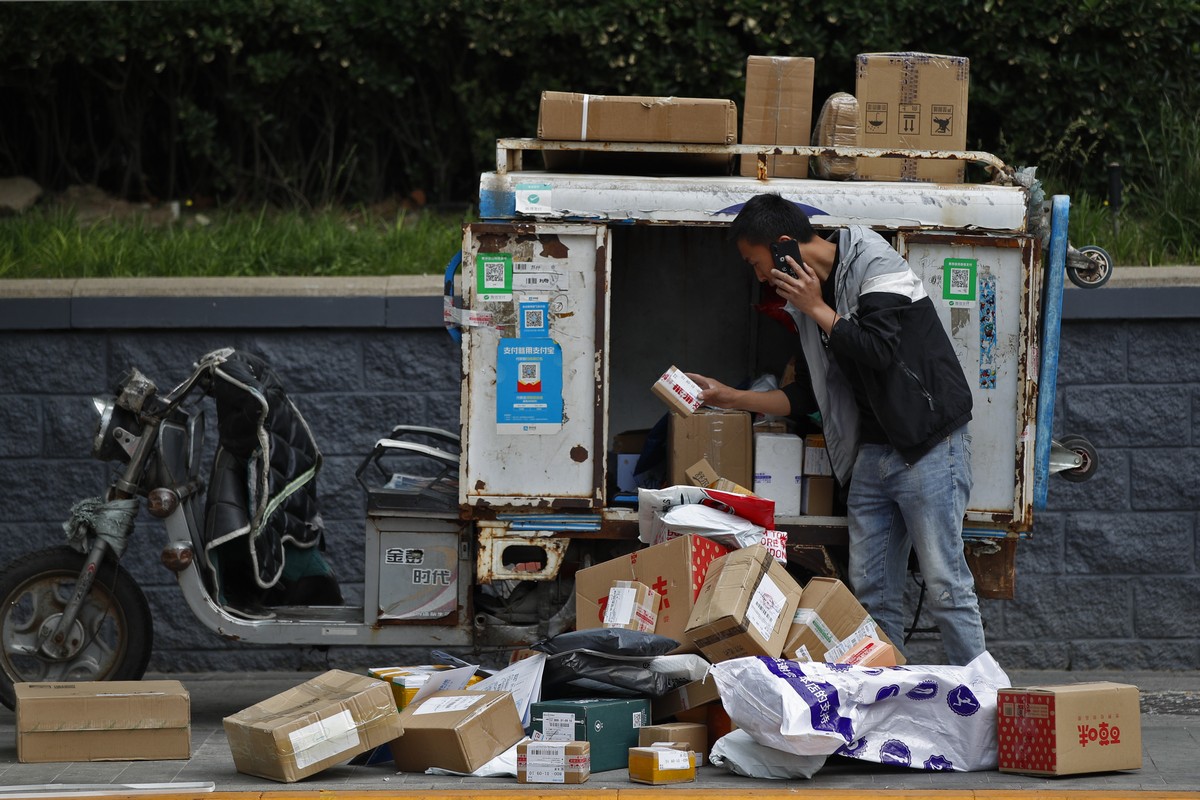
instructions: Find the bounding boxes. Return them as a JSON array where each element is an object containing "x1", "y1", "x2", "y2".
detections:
[{"x1": 826, "y1": 291, "x2": 910, "y2": 370}]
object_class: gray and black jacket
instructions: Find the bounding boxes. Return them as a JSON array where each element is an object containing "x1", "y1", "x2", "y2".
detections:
[{"x1": 784, "y1": 226, "x2": 973, "y2": 483}]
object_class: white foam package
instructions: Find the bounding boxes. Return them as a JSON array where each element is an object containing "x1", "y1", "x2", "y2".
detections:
[{"x1": 710, "y1": 651, "x2": 1010, "y2": 772}]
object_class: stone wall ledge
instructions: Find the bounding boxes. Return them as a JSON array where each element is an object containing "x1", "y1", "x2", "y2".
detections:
[{"x1": 2, "y1": 268, "x2": 1199, "y2": 329}]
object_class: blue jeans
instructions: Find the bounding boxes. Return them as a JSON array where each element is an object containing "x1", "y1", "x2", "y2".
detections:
[{"x1": 846, "y1": 425, "x2": 985, "y2": 665}]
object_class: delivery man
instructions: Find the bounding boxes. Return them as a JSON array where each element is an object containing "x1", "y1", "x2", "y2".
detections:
[{"x1": 688, "y1": 193, "x2": 985, "y2": 665}]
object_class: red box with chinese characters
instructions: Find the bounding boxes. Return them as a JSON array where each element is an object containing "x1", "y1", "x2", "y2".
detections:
[
  {"x1": 574, "y1": 534, "x2": 728, "y2": 643},
  {"x1": 997, "y1": 682, "x2": 1141, "y2": 776}
]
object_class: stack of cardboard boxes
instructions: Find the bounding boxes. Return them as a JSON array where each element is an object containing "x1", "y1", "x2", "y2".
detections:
[{"x1": 538, "y1": 51, "x2": 971, "y2": 184}]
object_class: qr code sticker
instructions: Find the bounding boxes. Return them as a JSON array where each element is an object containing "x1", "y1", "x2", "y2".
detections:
[
  {"x1": 950, "y1": 267, "x2": 971, "y2": 295},
  {"x1": 520, "y1": 362, "x2": 540, "y2": 382},
  {"x1": 484, "y1": 260, "x2": 506, "y2": 289},
  {"x1": 524, "y1": 307, "x2": 545, "y2": 330}
]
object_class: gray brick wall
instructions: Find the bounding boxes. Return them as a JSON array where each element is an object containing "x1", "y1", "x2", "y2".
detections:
[{"x1": 1, "y1": 291, "x2": 1196, "y2": 672}]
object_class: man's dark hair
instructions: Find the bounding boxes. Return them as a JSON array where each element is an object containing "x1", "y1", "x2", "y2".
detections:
[{"x1": 729, "y1": 193, "x2": 816, "y2": 245}]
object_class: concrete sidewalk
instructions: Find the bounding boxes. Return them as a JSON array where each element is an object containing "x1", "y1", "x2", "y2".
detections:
[{"x1": 0, "y1": 668, "x2": 1197, "y2": 796}]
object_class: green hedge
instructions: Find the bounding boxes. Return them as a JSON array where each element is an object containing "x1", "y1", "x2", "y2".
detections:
[{"x1": 1, "y1": 0, "x2": 1195, "y2": 205}]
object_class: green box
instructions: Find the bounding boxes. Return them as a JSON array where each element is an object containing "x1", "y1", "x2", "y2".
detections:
[{"x1": 530, "y1": 697, "x2": 651, "y2": 773}]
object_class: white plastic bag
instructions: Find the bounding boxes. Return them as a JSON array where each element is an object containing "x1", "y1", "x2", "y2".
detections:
[
  {"x1": 709, "y1": 729, "x2": 826, "y2": 780},
  {"x1": 660, "y1": 504, "x2": 766, "y2": 550},
  {"x1": 711, "y1": 651, "x2": 1010, "y2": 772}
]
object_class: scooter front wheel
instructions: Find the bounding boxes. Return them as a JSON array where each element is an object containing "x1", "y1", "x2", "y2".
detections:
[{"x1": 0, "y1": 546, "x2": 153, "y2": 710}]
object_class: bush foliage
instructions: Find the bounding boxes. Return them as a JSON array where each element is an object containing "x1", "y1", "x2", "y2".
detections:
[{"x1": 1, "y1": 0, "x2": 1196, "y2": 206}]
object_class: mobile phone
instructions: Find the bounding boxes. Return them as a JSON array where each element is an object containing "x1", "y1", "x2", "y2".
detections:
[{"x1": 769, "y1": 240, "x2": 801, "y2": 278}]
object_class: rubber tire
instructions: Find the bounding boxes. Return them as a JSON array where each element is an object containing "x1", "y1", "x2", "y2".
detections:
[
  {"x1": 1067, "y1": 245, "x2": 1114, "y2": 289},
  {"x1": 1058, "y1": 435, "x2": 1098, "y2": 483},
  {"x1": 0, "y1": 546, "x2": 153, "y2": 710}
]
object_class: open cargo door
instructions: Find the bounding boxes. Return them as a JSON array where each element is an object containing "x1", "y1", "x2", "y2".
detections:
[{"x1": 460, "y1": 223, "x2": 611, "y2": 509}]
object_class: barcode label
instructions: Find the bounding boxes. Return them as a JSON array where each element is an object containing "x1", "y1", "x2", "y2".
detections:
[{"x1": 542, "y1": 712, "x2": 576, "y2": 741}]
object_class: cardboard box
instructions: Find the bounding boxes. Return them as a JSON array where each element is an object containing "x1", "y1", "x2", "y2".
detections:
[
  {"x1": 802, "y1": 476, "x2": 834, "y2": 515},
  {"x1": 539, "y1": 91, "x2": 737, "y2": 144},
  {"x1": 837, "y1": 636, "x2": 898, "y2": 667},
  {"x1": 517, "y1": 740, "x2": 591, "y2": 784},
  {"x1": 998, "y1": 683, "x2": 1142, "y2": 776},
  {"x1": 538, "y1": 92, "x2": 737, "y2": 174},
  {"x1": 531, "y1": 697, "x2": 650, "y2": 773},
  {"x1": 15, "y1": 680, "x2": 190, "y2": 763},
  {"x1": 652, "y1": 366, "x2": 704, "y2": 416},
  {"x1": 366, "y1": 665, "x2": 483, "y2": 711},
  {"x1": 782, "y1": 577, "x2": 906, "y2": 665},
  {"x1": 224, "y1": 669, "x2": 404, "y2": 782},
  {"x1": 669, "y1": 408, "x2": 752, "y2": 489},
  {"x1": 855, "y1": 52, "x2": 970, "y2": 183},
  {"x1": 651, "y1": 675, "x2": 722, "y2": 722},
  {"x1": 685, "y1": 457, "x2": 754, "y2": 496},
  {"x1": 638, "y1": 722, "x2": 707, "y2": 766},
  {"x1": 576, "y1": 534, "x2": 728, "y2": 642},
  {"x1": 628, "y1": 743, "x2": 696, "y2": 784},
  {"x1": 389, "y1": 689, "x2": 524, "y2": 774},
  {"x1": 740, "y1": 55, "x2": 815, "y2": 178},
  {"x1": 684, "y1": 544, "x2": 803, "y2": 663},
  {"x1": 802, "y1": 434, "x2": 832, "y2": 476},
  {"x1": 812, "y1": 92, "x2": 859, "y2": 179},
  {"x1": 602, "y1": 580, "x2": 660, "y2": 632},
  {"x1": 753, "y1": 432, "x2": 803, "y2": 517}
]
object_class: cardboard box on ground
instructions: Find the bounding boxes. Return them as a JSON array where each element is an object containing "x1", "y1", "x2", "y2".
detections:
[
  {"x1": 389, "y1": 689, "x2": 525, "y2": 774},
  {"x1": 223, "y1": 669, "x2": 404, "y2": 783},
  {"x1": 15, "y1": 680, "x2": 191, "y2": 763},
  {"x1": 628, "y1": 742, "x2": 696, "y2": 785},
  {"x1": 855, "y1": 52, "x2": 970, "y2": 183},
  {"x1": 998, "y1": 683, "x2": 1142, "y2": 776},
  {"x1": 639, "y1": 721, "x2": 709, "y2": 766},
  {"x1": 531, "y1": 697, "x2": 651, "y2": 773},
  {"x1": 517, "y1": 740, "x2": 591, "y2": 784}
]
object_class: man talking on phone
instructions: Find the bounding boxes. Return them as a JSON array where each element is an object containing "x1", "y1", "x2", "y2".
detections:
[{"x1": 688, "y1": 193, "x2": 984, "y2": 665}]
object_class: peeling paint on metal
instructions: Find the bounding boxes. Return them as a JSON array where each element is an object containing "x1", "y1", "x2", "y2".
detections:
[{"x1": 570, "y1": 445, "x2": 588, "y2": 463}]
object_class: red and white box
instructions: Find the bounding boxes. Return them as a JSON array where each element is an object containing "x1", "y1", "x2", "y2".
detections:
[
  {"x1": 652, "y1": 366, "x2": 703, "y2": 416},
  {"x1": 998, "y1": 682, "x2": 1141, "y2": 776}
]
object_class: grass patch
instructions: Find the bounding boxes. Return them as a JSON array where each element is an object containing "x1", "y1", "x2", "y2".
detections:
[
  {"x1": 0, "y1": 206, "x2": 469, "y2": 279},
  {"x1": 1067, "y1": 100, "x2": 1200, "y2": 266}
]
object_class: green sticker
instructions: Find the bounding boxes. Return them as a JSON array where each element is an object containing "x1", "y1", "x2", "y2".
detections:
[
  {"x1": 476, "y1": 253, "x2": 513, "y2": 301},
  {"x1": 943, "y1": 257, "x2": 977, "y2": 306}
]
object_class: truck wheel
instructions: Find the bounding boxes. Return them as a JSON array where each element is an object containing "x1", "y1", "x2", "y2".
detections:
[
  {"x1": 1067, "y1": 245, "x2": 1114, "y2": 289},
  {"x1": 0, "y1": 546, "x2": 153, "y2": 710},
  {"x1": 1057, "y1": 436, "x2": 1098, "y2": 483}
]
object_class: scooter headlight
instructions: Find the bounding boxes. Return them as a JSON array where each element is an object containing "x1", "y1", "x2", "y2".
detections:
[{"x1": 91, "y1": 396, "x2": 141, "y2": 462}]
